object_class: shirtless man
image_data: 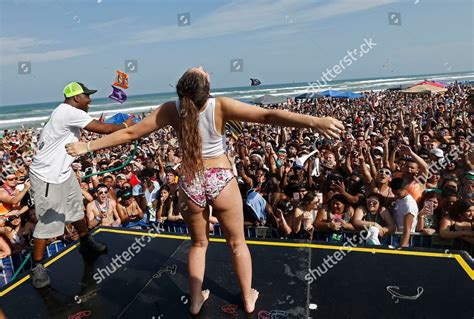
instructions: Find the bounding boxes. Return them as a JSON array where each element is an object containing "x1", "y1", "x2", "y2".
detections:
[
  {"x1": 116, "y1": 189, "x2": 144, "y2": 226},
  {"x1": 86, "y1": 184, "x2": 121, "y2": 228}
]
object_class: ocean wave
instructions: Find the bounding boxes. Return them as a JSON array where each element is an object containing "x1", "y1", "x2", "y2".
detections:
[
  {"x1": 3, "y1": 72, "x2": 473, "y2": 128},
  {"x1": 0, "y1": 104, "x2": 162, "y2": 126}
]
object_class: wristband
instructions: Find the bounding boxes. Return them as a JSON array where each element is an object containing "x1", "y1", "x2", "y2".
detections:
[
  {"x1": 86, "y1": 142, "x2": 92, "y2": 153},
  {"x1": 123, "y1": 122, "x2": 128, "y2": 128}
]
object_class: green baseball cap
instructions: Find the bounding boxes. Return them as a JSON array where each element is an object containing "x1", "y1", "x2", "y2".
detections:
[
  {"x1": 63, "y1": 82, "x2": 97, "y2": 98},
  {"x1": 464, "y1": 172, "x2": 474, "y2": 180}
]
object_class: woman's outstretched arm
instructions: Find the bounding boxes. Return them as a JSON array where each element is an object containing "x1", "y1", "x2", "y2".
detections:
[
  {"x1": 67, "y1": 102, "x2": 175, "y2": 156},
  {"x1": 219, "y1": 97, "x2": 344, "y2": 139}
]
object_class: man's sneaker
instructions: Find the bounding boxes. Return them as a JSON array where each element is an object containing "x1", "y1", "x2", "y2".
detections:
[
  {"x1": 79, "y1": 235, "x2": 107, "y2": 255},
  {"x1": 31, "y1": 264, "x2": 51, "y2": 289}
]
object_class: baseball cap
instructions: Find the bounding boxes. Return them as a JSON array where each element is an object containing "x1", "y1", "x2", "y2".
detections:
[
  {"x1": 430, "y1": 148, "x2": 444, "y2": 158},
  {"x1": 373, "y1": 146, "x2": 384, "y2": 154},
  {"x1": 116, "y1": 174, "x2": 127, "y2": 180},
  {"x1": 63, "y1": 82, "x2": 97, "y2": 98},
  {"x1": 462, "y1": 171, "x2": 474, "y2": 180}
]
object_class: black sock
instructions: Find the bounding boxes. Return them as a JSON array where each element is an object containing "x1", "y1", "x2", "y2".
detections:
[{"x1": 80, "y1": 234, "x2": 91, "y2": 243}]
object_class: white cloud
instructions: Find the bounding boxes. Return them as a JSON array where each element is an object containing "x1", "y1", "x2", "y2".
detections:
[
  {"x1": 0, "y1": 36, "x2": 92, "y2": 65},
  {"x1": 1, "y1": 48, "x2": 93, "y2": 64},
  {"x1": 0, "y1": 37, "x2": 56, "y2": 53},
  {"x1": 128, "y1": 0, "x2": 396, "y2": 44},
  {"x1": 87, "y1": 17, "x2": 135, "y2": 31}
]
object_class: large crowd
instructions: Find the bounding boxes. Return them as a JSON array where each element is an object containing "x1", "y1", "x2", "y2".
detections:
[{"x1": 0, "y1": 84, "x2": 473, "y2": 259}]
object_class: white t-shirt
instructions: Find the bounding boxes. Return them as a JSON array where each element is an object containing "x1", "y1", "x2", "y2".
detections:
[
  {"x1": 30, "y1": 103, "x2": 93, "y2": 184},
  {"x1": 144, "y1": 181, "x2": 160, "y2": 205},
  {"x1": 393, "y1": 194, "x2": 419, "y2": 232}
]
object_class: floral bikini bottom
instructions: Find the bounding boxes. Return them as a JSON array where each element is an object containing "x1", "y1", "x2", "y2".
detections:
[{"x1": 179, "y1": 167, "x2": 235, "y2": 208}]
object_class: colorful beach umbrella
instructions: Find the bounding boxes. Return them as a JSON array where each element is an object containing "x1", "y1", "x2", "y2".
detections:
[{"x1": 417, "y1": 81, "x2": 448, "y2": 88}]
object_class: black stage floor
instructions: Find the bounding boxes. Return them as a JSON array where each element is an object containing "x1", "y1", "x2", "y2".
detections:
[{"x1": 1, "y1": 227, "x2": 473, "y2": 319}]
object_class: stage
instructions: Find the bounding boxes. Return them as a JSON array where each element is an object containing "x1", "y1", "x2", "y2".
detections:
[{"x1": 1, "y1": 227, "x2": 473, "y2": 318}]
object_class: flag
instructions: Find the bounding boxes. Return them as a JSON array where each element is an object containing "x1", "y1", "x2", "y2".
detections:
[
  {"x1": 108, "y1": 86, "x2": 127, "y2": 103},
  {"x1": 98, "y1": 112, "x2": 105, "y2": 122},
  {"x1": 250, "y1": 78, "x2": 261, "y2": 86},
  {"x1": 113, "y1": 70, "x2": 129, "y2": 89}
]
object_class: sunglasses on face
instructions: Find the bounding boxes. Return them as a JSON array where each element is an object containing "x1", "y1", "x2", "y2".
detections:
[
  {"x1": 98, "y1": 190, "x2": 108, "y2": 195},
  {"x1": 367, "y1": 199, "x2": 379, "y2": 205},
  {"x1": 7, "y1": 177, "x2": 18, "y2": 181},
  {"x1": 378, "y1": 170, "x2": 391, "y2": 176}
]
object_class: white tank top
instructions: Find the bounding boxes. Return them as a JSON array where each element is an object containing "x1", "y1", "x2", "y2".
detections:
[{"x1": 175, "y1": 98, "x2": 227, "y2": 159}]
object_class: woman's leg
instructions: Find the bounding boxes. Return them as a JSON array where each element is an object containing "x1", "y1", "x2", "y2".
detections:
[
  {"x1": 211, "y1": 179, "x2": 258, "y2": 313},
  {"x1": 180, "y1": 194, "x2": 210, "y2": 315}
]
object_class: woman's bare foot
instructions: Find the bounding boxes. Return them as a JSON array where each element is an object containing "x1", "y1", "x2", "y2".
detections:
[
  {"x1": 190, "y1": 289, "x2": 210, "y2": 315},
  {"x1": 243, "y1": 288, "x2": 259, "y2": 313}
]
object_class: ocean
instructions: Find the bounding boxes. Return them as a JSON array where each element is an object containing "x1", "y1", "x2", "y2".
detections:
[{"x1": 1, "y1": 71, "x2": 473, "y2": 130}]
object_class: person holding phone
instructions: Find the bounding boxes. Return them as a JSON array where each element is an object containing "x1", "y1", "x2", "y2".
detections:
[
  {"x1": 314, "y1": 194, "x2": 355, "y2": 241},
  {"x1": 65, "y1": 67, "x2": 344, "y2": 314},
  {"x1": 416, "y1": 191, "x2": 440, "y2": 235},
  {"x1": 283, "y1": 192, "x2": 319, "y2": 239}
]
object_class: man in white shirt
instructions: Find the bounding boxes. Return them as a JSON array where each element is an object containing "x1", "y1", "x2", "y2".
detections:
[
  {"x1": 29, "y1": 82, "x2": 134, "y2": 288},
  {"x1": 390, "y1": 177, "x2": 419, "y2": 247}
]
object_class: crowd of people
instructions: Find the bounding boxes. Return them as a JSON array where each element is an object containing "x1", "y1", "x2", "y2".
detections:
[{"x1": 0, "y1": 83, "x2": 473, "y2": 260}]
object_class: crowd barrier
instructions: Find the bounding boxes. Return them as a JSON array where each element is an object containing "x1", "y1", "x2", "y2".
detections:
[
  {"x1": 0, "y1": 240, "x2": 66, "y2": 287},
  {"x1": 1, "y1": 221, "x2": 472, "y2": 288}
]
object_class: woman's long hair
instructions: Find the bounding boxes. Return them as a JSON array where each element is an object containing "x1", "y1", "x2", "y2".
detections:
[
  {"x1": 301, "y1": 192, "x2": 316, "y2": 207},
  {"x1": 157, "y1": 185, "x2": 172, "y2": 210},
  {"x1": 175, "y1": 69, "x2": 210, "y2": 178}
]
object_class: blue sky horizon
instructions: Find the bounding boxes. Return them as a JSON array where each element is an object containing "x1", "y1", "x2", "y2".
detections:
[{"x1": 0, "y1": 0, "x2": 472, "y2": 107}]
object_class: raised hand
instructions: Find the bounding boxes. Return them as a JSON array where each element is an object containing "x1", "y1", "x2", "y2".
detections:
[{"x1": 399, "y1": 144, "x2": 412, "y2": 155}]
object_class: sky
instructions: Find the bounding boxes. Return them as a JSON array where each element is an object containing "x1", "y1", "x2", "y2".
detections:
[{"x1": 0, "y1": 0, "x2": 472, "y2": 106}]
